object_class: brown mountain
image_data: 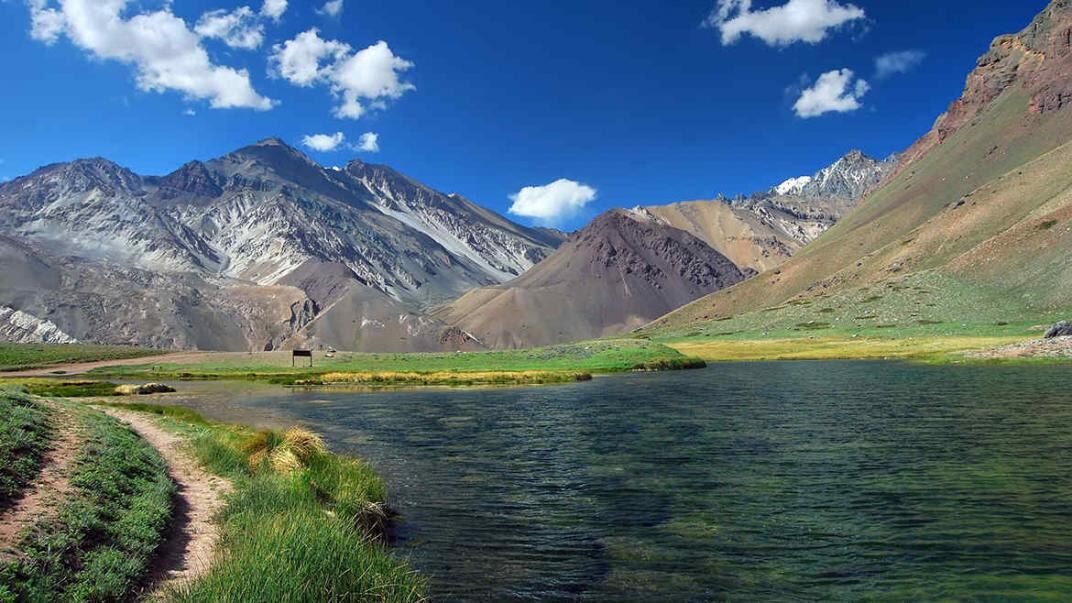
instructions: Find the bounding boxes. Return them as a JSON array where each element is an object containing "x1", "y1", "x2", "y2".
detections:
[
  {"x1": 436, "y1": 210, "x2": 746, "y2": 348},
  {"x1": 645, "y1": 0, "x2": 1072, "y2": 339}
]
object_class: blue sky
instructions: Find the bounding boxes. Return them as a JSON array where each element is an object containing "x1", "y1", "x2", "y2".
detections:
[{"x1": 0, "y1": 0, "x2": 1049, "y2": 229}]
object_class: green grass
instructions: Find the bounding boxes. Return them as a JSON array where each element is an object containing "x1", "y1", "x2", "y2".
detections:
[
  {"x1": 0, "y1": 391, "x2": 52, "y2": 510},
  {"x1": 100, "y1": 403, "x2": 426, "y2": 602},
  {"x1": 1, "y1": 379, "x2": 120, "y2": 398},
  {"x1": 666, "y1": 334, "x2": 1031, "y2": 363},
  {"x1": 0, "y1": 403, "x2": 174, "y2": 602},
  {"x1": 91, "y1": 339, "x2": 697, "y2": 383},
  {"x1": 648, "y1": 271, "x2": 1069, "y2": 363},
  {"x1": 0, "y1": 343, "x2": 161, "y2": 372},
  {"x1": 99, "y1": 402, "x2": 210, "y2": 427}
]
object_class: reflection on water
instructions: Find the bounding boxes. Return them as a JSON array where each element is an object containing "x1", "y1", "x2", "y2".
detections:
[{"x1": 162, "y1": 362, "x2": 1072, "y2": 601}]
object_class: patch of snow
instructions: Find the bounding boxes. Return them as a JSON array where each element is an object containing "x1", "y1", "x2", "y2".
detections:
[{"x1": 773, "y1": 176, "x2": 813, "y2": 196}]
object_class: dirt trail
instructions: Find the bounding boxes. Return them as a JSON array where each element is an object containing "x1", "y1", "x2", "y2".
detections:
[
  {"x1": 102, "y1": 408, "x2": 232, "y2": 596},
  {"x1": 0, "y1": 404, "x2": 82, "y2": 555}
]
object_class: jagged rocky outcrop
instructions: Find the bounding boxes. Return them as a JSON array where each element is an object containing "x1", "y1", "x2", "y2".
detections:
[
  {"x1": 437, "y1": 210, "x2": 746, "y2": 348},
  {"x1": 0, "y1": 139, "x2": 564, "y2": 351},
  {"x1": 900, "y1": 0, "x2": 1072, "y2": 168},
  {"x1": 0, "y1": 306, "x2": 77, "y2": 344}
]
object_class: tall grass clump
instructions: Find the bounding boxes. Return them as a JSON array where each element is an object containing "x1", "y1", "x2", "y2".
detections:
[
  {"x1": 0, "y1": 390, "x2": 52, "y2": 509},
  {"x1": 0, "y1": 408, "x2": 173, "y2": 601},
  {"x1": 243, "y1": 427, "x2": 327, "y2": 475},
  {"x1": 161, "y1": 414, "x2": 426, "y2": 602}
]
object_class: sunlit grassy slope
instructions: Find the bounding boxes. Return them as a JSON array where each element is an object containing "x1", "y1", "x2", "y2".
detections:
[{"x1": 643, "y1": 85, "x2": 1072, "y2": 346}]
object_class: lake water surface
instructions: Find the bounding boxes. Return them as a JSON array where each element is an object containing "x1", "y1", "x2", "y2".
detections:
[{"x1": 169, "y1": 361, "x2": 1072, "y2": 601}]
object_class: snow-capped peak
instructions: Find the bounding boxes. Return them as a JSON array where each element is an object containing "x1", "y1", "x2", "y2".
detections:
[{"x1": 773, "y1": 176, "x2": 813, "y2": 196}]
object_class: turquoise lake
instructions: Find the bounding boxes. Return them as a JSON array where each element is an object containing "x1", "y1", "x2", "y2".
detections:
[{"x1": 170, "y1": 361, "x2": 1072, "y2": 601}]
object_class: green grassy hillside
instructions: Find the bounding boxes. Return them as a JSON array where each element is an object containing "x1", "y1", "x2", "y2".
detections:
[{"x1": 643, "y1": 3, "x2": 1072, "y2": 350}]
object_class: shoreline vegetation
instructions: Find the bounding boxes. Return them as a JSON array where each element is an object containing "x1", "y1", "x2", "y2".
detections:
[
  {"x1": 103, "y1": 402, "x2": 426, "y2": 602},
  {"x1": 80, "y1": 339, "x2": 707, "y2": 385},
  {"x1": 0, "y1": 329, "x2": 1068, "y2": 391},
  {"x1": 660, "y1": 334, "x2": 1037, "y2": 363},
  {"x1": 0, "y1": 388, "x2": 425, "y2": 601}
]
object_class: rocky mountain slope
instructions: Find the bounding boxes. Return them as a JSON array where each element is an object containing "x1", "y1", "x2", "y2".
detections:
[
  {"x1": 436, "y1": 210, "x2": 746, "y2": 348},
  {"x1": 645, "y1": 0, "x2": 1072, "y2": 339},
  {"x1": 437, "y1": 150, "x2": 894, "y2": 349},
  {"x1": 640, "y1": 151, "x2": 896, "y2": 273},
  {"x1": 0, "y1": 139, "x2": 563, "y2": 351}
]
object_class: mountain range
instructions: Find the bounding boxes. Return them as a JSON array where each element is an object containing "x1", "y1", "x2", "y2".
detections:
[
  {"x1": 0, "y1": 139, "x2": 563, "y2": 351},
  {"x1": 0, "y1": 132, "x2": 897, "y2": 352}
]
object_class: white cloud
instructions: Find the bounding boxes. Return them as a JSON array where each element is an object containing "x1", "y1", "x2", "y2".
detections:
[
  {"x1": 357, "y1": 132, "x2": 379, "y2": 152},
  {"x1": 509, "y1": 179, "x2": 597, "y2": 224},
  {"x1": 27, "y1": 0, "x2": 64, "y2": 44},
  {"x1": 261, "y1": 0, "x2": 287, "y2": 22},
  {"x1": 704, "y1": 0, "x2": 865, "y2": 47},
  {"x1": 318, "y1": 0, "x2": 344, "y2": 17},
  {"x1": 793, "y1": 68, "x2": 869, "y2": 118},
  {"x1": 183, "y1": 108, "x2": 196, "y2": 116},
  {"x1": 270, "y1": 30, "x2": 415, "y2": 120},
  {"x1": 25, "y1": 0, "x2": 274, "y2": 110},
  {"x1": 331, "y1": 41, "x2": 415, "y2": 119},
  {"x1": 875, "y1": 50, "x2": 926, "y2": 79},
  {"x1": 195, "y1": 6, "x2": 264, "y2": 50},
  {"x1": 302, "y1": 132, "x2": 346, "y2": 152},
  {"x1": 269, "y1": 28, "x2": 349, "y2": 86}
]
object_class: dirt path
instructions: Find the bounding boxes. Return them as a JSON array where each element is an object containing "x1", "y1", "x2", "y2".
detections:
[
  {"x1": 102, "y1": 408, "x2": 233, "y2": 596},
  {"x1": 0, "y1": 404, "x2": 83, "y2": 555}
]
